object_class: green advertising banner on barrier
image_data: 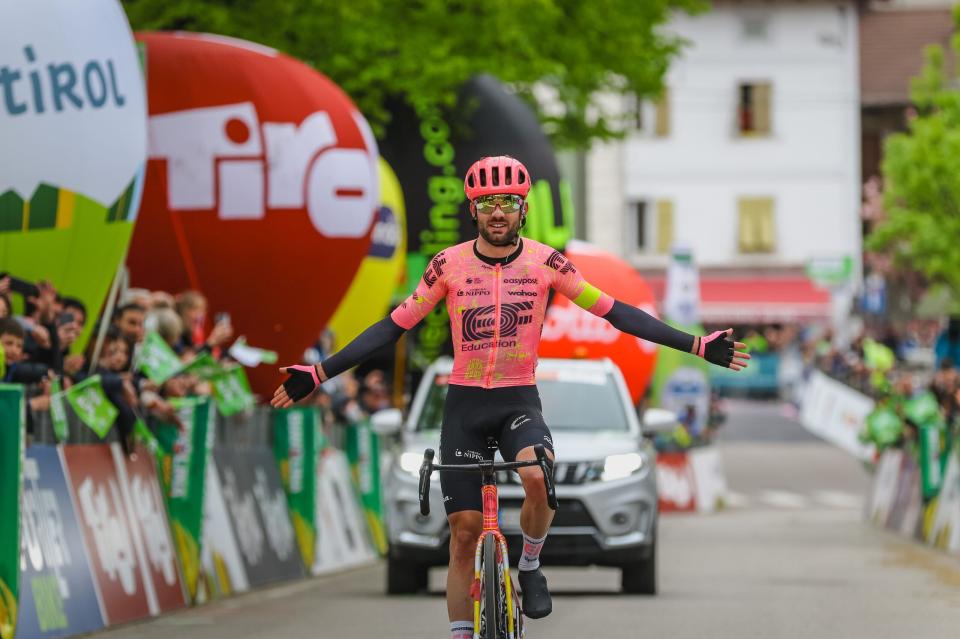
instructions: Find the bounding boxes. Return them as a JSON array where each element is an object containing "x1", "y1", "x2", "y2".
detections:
[
  {"x1": 0, "y1": 384, "x2": 25, "y2": 639},
  {"x1": 155, "y1": 397, "x2": 214, "y2": 603},
  {"x1": 273, "y1": 407, "x2": 318, "y2": 569},
  {"x1": 345, "y1": 419, "x2": 387, "y2": 555}
]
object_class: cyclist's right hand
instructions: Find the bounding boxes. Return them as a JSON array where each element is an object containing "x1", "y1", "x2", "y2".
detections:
[{"x1": 271, "y1": 364, "x2": 321, "y2": 408}]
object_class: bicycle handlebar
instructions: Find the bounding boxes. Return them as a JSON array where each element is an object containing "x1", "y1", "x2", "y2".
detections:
[{"x1": 418, "y1": 444, "x2": 558, "y2": 516}]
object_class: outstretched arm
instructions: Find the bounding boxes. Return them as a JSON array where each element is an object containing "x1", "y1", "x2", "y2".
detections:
[
  {"x1": 271, "y1": 251, "x2": 450, "y2": 408},
  {"x1": 270, "y1": 317, "x2": 405, "y2": 408},
  {"x1": 602, "y1": 301, "x2": 750, "y2": 370}
]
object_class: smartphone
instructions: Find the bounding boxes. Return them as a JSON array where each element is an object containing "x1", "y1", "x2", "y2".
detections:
[
  {"x1": 215, "y1": 312, "x2": 231, "y2": 325},
  {"x1": 57, "y1": 311, "x2": 75, "y2": 326}
]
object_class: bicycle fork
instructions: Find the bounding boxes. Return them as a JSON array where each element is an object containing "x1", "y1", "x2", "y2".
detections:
[{"x1": 472, "y1": 482, "x2": 519, "y2": 639}]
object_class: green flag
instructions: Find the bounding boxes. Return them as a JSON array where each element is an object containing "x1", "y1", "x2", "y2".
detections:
[
  {"x1": 345, "y1": 418, "x2": 388, "y2": 555},
  {"x1": 273, "y1": 407, "x2": 319, "y2": 568},
  {"x1": 0, "y1": 384, "x2": 25, "y2": 639},
  {"x1": 211, "y1": 367, "x2": 255, "y2": 417},
  {"x1": 64, "y1": 375, "x2": 118, "y2": 438},
  {"x1": 48, "y1": 377, "x2": 69, "y2": 443},
  {"x1": 177, "y1": 352, "x2": 223, "y2": 380},
  {"x1": 155, "y1": 397, "x2": 214, "y2": 603},
  {"x1": 138, "y1": 331, "x2": 184, "y2": 384}
]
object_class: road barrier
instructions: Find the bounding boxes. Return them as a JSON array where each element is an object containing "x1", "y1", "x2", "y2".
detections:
[
  {"x1": 799, "y1": 370, "x2": 875, "y2": 461},
  {"x1": 656, "y1": 447, "x2": 728, "y2": 513},
  {"x1": 8, "y1": 395, "x2": 380, "y2": 639}
]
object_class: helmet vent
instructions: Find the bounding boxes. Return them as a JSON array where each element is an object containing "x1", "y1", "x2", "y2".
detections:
[
  {"x1": 467, "y1": 174, "x2": 475, "y2": 188},
  {"x1": 492, "y1": 166, "x2": 500, "y2": 187},
  {"x1": 505, "y1": 166, "x2": 512, "y2": 185},
  {"x1": 518, "y1": 170, "x2": 526, "y2": 185},
  {"x1": 479, "y1": 168, "x2": 487, "y2": 187}
]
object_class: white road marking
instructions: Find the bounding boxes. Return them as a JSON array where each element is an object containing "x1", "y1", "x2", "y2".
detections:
[
  {"x1": 811, "y1": 490, "x2": 864, "y2": 509},
  {"x1": 757, "y1": 490, "x2": 809, "y2": 509}
]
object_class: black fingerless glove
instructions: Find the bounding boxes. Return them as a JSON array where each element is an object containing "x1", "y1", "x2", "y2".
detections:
[
  {"x1": 698, "y1": 331, "x2": 734, "y2": 368},
  {"x1": 282, "y1": 365, "x2": 320, "y2": 402}
]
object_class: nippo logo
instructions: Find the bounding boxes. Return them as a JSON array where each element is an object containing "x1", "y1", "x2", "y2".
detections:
[
  {"x1": 149, "y1": 103, "x2": 375, "y2": 237},
  {"x1": 128, "y1": 32, "x2": 380, "y2": 394}
]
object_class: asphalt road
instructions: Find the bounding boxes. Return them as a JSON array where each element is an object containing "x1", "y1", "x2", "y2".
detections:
[{"x1": 99, "y1": 400, "x2": 960, "y2": 639}]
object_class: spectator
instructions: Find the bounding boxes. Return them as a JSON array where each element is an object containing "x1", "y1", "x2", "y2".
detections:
[
  {"x1": 935, "y1": 318, "x2": 960, "y2": 370},
  {"x1": 1, "y1": 317, "x2": 49, "y2": 385},
  {"x1": 174, "y1": 290, "x2": 233, "y2": 357},
  {"x1": 149, "y1": 307, "x2": 184, "y2": 350},
  {"x1": 113, "y1": 302, "x2": 147, "y2": 346},
  {"x1": 0, "y1": 292, "x2": 11, "y2": 319}
]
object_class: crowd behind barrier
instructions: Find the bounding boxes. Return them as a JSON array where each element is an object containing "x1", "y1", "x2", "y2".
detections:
[
  {"x1": 0, "y1": 273, "x2": 395, "y2": 639},
  {"x1": 794, "y1": 315, "x2": 960, "y2": 556}
]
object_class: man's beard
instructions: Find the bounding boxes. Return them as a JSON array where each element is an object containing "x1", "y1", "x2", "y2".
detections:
[{"x1": 479, "y1": 218, "x2": 521, "y2": 247}]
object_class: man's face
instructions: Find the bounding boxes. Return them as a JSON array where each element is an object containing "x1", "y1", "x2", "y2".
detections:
[
  {"x1": 474, "y1": 194, "x2": 524, "y2": 247},
  {"x1": 1, "y1": 333, "x2": 24, "y2": 364},
  {"x1": 117, "y1": 310, "x2": 146, "y2": 344},
  {"x1": 101, "y1": 339, "x2": 129, "y2": 371}
]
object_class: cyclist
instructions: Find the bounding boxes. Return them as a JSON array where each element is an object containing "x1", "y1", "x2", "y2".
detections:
[{"x1": 271, "y1": 155, "x2": 750, "y2": 638}]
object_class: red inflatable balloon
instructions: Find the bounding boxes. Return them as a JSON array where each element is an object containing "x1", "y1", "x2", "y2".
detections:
[
  {"x1": 128, "y1": 32, "x2": 379, "y2": 394},
  {"x1": 539, "y1": 240, "x2": 659, "y2": 403}
]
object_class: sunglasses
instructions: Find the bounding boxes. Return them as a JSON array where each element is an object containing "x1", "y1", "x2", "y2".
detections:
[{"x1": 473, "y1": 194, "x2": 524, "y2": 214}]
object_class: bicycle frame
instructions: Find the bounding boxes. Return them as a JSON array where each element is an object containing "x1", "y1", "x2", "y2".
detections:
[
  {"x1": 418, "y1": 444, "x2": 556, "y2": 639},
  {"x1": 472, "y1": 472, "x2": 517, "y2": 638}
]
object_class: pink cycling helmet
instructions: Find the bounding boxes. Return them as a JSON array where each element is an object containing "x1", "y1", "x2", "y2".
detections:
[{"x1": 464, "y1": 156, "x2": 531, "y2": 200}]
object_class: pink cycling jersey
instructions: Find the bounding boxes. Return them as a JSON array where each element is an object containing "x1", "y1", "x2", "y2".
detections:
[{"x1": 391, "y1": 239, "x2": 613, "y2": 388}]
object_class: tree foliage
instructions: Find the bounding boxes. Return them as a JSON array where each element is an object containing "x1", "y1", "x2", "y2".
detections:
[
  {"x1": 868, "y1": 9, "x2": 960, "y2": 296},
  {"x1": 122, "y1": 0, "x2": 703, "y2": 147}
]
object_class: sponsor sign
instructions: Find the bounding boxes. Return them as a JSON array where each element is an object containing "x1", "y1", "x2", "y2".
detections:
[
  {"x1": 200, "y1": 461, "x2": 249, "y2": 598},
  {"x1": 155, "y1": 397, "x2": 214, "y2": 602},
  {"x1": 866, "y1": 449, "x2": 902, "y2": 527},
  {"x1": 63, "y1": 376, "x2": 117, "y2": 439},
  {"x1": 927, "y1": 448, "x2": 960, "y2": 552},
  {"x1": 345, "y1": 418, "x2": 387, "y2": 554},
  {"x1": 272, "y1": 408, "x2": 319, "y2": 568},
  {"x1": 688, "y1": 447, "x2": 728, "y2": 513},
  {"x1": 61, "y1": 445, "x2": 151, "y2": 624},
  {"x1": 313, "y1": 449, "x2": 376, "y2": 574},
  {"x1": 18, "y1": 446, "x2": 104, "y2": 638},
  {"x1": 656, "y1": 452, "x2": 697, "y2": 513},
  {"x1": 213, "y1": 447, "x2": 304, "y2": 587},
  {"x1": 112, "y1": 444, "x2": 187, "y2": 613},
  {"x1": 887, "y1": 454, "x2": 918, "y2": 533},
  {"x1": 0, "y1": 385, "x2": 25, "y2": 639},
  {"x1": 800, "y1": 370, "x2": 875, "y2": 461}
]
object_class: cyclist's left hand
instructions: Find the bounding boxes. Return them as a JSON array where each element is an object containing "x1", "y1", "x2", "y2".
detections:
[{"x1": 699, "y1": 328, "x2": 751, "y2": 370}]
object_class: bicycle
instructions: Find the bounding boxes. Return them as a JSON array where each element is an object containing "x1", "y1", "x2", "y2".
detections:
[{"x1": 418, "y1": 440, "x2": 558, "y2": 639}]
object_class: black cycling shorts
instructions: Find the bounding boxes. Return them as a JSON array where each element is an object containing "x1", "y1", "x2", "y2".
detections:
[{"x1": 439, "y1": 384, "x2": 554, "y2": 515}]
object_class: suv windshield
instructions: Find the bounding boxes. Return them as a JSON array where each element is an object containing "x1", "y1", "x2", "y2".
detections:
[{"x1": 414, "y1": 369, "x2": 631, "y2": 432}]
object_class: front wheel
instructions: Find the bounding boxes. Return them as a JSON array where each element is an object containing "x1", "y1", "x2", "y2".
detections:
[
  {"x1": 621, "y1": 536, "x2": 657, "y2": 595},
  {"x1": 479, "y1": 535, "x2": 507, "y2": 639}
]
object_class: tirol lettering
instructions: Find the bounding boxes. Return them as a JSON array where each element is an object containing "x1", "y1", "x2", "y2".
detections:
[
  {"x1": 461, "y1": 302, "x2": 534, "y2": 342},
  {"x1": 149, "y1": 104, "x2": 375, "y2": 238},
  {"x1": 0, "y1": 46, "x2": 127, "y2": 117},
  {"x1": 252, "y1": 468, "x2": 296, "y2": 561},
  {"x1": 76, "y1": 477, "x2": 138, "y2": 595}
]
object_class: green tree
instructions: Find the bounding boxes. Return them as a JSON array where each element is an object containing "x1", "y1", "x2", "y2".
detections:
[
  {"x1": 868, "y1": 8, "x2": 960, "y2": 297},
  {"x1": 122, "y1": 0, "x2": 704, "y2": 148}
]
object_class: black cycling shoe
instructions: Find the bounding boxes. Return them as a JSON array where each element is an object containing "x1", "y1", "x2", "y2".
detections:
[{"x1": 518, "y1": 567, "x2": 552, "y2": 619}]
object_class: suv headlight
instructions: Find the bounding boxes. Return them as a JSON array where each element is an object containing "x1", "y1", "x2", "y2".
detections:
[{"x1": 601, "y1": 452, "x2": 644, "y2": 481}]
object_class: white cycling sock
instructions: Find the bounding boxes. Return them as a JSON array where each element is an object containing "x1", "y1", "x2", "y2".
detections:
[
  {"x1": 451, "y1": 620, "x2": 474, "y2": 639},
  {"x1": 517, "y1": 531, "x2": 547, "y2": 571}
]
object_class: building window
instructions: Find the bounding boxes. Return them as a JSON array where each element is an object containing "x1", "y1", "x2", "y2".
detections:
[
  {"x1": 738, "y1": 197, "x2": 775, "y2": 253},
  {"x1": 656, "y1": 200, "x2": 674, "y2": 253},
  {"x1": 737, "y1": 82, "x2": 771, "y2": 136},
  {"x1": 632, "y1": 89, "x2": 670, "y2": 137},
  {"x1": 629, "y1": 199, "x2": 673, "y2": 254}
]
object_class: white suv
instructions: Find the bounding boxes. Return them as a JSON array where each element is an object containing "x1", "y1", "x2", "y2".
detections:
[{"x1": 377, "y1": 357, "x2": 659, "y2": 595}]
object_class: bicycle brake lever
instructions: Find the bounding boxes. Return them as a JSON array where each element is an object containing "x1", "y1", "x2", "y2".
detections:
[
  {"x1": 419, "y1": 449, "x2": 435, "y2": 516},
  {"x1": 533, "y1": 444, "x2": 558, "y2": 511}
]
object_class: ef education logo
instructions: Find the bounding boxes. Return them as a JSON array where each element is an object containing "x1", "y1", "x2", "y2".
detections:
[{"x1": 461, "y1": 302, "x2": 534, "y2": 341}]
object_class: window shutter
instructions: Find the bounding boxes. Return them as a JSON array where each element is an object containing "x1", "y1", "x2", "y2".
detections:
[{"x1": 656, "y1": 199, "x2": 674, "y2": 254}]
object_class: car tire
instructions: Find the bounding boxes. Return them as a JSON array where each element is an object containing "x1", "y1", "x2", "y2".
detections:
[
  {"x1": 621, "y1": 532, "x2": 656, "y2": 595},
  {"x1": 386, "y1": 557, "x2": 428, "y2": 595}
]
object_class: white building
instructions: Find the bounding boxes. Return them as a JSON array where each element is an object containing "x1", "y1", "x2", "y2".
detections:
[{"x1": 584, "y1": 1, "x2": 861, "y2": 325}]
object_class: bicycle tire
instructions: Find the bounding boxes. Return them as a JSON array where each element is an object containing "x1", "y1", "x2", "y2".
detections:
[{"x1": 480, "y1": 534, "x2": 505, "y2": 639}]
